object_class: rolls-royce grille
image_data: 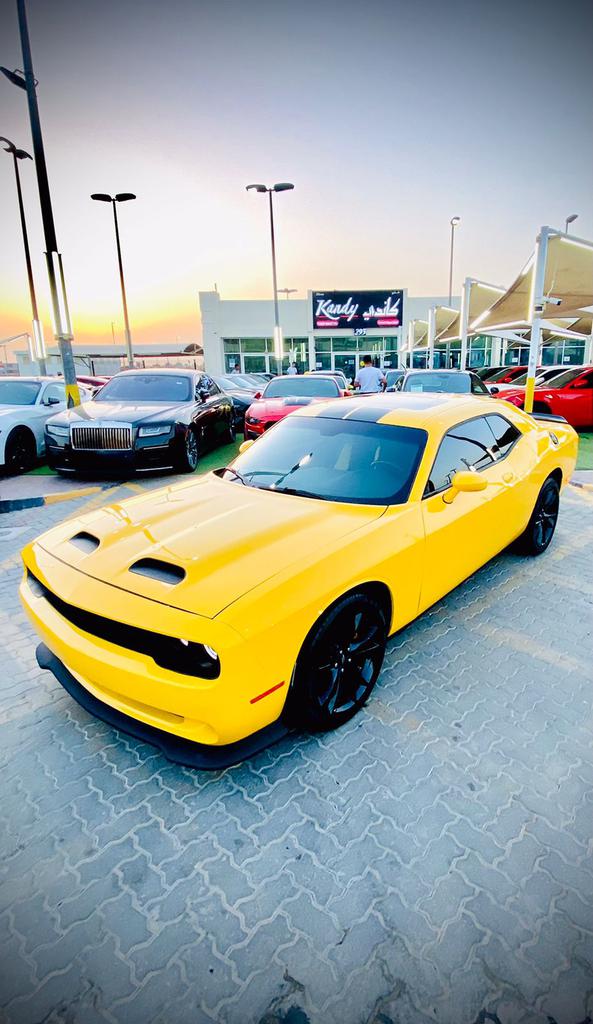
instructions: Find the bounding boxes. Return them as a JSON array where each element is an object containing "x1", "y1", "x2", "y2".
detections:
[{"x1": 71, "y1": 425, "x2": 132, "y2": 450}]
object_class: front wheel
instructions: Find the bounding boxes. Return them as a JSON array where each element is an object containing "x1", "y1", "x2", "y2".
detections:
[
  {"x1": 225, "y1": 413, "x2": 237, "y2": 444},
  {"x1": 4, "y1": 427, "x2": 36, "y2": 474},
  {"x1": 514, "y1": 476, "x2": 560, "y2": 555},
  {"x1": 286, "y1": 592, "x2": 388, "y2": 731},
  {"x1": 176, "y1": 428, "x2": 199, "y2": 473}
]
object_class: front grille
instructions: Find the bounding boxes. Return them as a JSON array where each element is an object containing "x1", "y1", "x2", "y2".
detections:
[
  {"x1": 27, "y1": 571, "x2": 220, "y2": 679},
  {"x1": 71, "y1": 425, "x2": 132, "y2": 450}
]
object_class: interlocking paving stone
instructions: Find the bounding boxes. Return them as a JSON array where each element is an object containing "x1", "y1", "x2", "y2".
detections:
[{"x1": 1, "y1": 483, "x2": 592, "y2": 1023}]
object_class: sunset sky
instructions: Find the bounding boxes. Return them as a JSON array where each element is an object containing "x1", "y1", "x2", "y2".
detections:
[{"x1": 1, "y1": 0, "x2": 592, "y2": 359}]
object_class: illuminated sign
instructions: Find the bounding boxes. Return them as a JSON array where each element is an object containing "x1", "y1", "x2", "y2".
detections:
[{"x1": 313, "y1": 290, "x2": 404, "y2": 331}]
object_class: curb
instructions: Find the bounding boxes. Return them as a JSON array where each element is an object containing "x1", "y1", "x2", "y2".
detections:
[{"x1": 0, "y1": 485, "x2": 102, "y2": 515}]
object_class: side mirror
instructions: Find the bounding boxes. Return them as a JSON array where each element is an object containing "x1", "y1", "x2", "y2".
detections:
[
  {"x1": 239, "y1": 439, "x2": 254, "y2": 454},
  {"x1": 45, "y1": 396, "x2": 61, "y2": 406},
  {"x1": 196, "y1": 388, "x2": 209, "y2": 402},
  {"x1": 254, "y1": 392, "x2": 262, "y2": 400},
  {"x1": 443, "y1": 470, "x2": 487, "y2": 504},
  {"x1": 489, "y1": 386, "x2": 499, "y2": 394}
]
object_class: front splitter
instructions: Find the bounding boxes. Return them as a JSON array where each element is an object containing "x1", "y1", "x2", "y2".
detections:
[{"x1": 36, "y1": 643, "x2": 289, "y2": 770}]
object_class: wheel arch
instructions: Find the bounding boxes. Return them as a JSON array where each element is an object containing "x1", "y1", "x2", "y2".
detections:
[{"x1": 548, "y1": 467, "x2": 562, "y2": 488}]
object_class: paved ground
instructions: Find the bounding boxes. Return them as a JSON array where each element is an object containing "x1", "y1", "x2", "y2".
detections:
[{"x1": 0, "y1": 481, "x2": 592, "y2": 1024}]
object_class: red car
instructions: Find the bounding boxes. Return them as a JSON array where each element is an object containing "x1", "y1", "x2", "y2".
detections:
[
  {"x1": 244, "y1": 374, "x2": 347, "y2": 439},
  {"x1": 496, "y1": 365, "x2": 593, "y2": 428},
  {"x1": 486, "y1": 365, "x2": 530, "y2": 385}
]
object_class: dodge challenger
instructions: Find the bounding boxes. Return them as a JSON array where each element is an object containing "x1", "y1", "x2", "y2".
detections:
[{"x1": 21, "y1": 394, "x2": 577, "y2": 767}]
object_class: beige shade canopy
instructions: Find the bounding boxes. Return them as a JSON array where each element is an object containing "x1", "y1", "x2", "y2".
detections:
[
  {"x1": 471, "y1": 233, "x2": 593, "y2": 333},
  {"x1": 433, "y1": 306, "x2": 459, "y2": 344},
  {"x1": 439, "y1": 282, "x2": 507, "y2": 343},
  {"x1": 409, "y1": 320, "x2": 429, "y2": 350}
]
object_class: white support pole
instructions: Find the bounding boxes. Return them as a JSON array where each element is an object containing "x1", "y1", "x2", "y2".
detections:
[
  {"x1": 406, "y1": 320, "x2": 415, "y2": 369},
  {"x1": 525, "y1": 226, "x2": 550, "y2": 414},
  {"x1": 427, "y1": 307, "x2": 436, "y2": 370},
  {"x1": 459, "y1": 278, "x2": 471, "y2": 370},
  {"x1": 585, "y1": 328, "x2": 593, "y2": 365}
]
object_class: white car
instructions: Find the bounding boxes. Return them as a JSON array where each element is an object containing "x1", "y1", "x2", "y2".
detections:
[{"x1": 0, "y1": 377, "x2": 89, "y2": 474}]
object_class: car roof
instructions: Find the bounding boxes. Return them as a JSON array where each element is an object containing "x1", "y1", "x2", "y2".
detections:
[
  {"x1": 297, "y1": 393, "x2": 508, "y2": 430},
  {"x1": 111, "y1": 367, "x2": 197, "y2": 376},
  {"x1": 1, "y1": 376, "x2": 56, "y2": 383},
  {"x1": 404, "y1": 369, "x2": 475, "y2": 376}
]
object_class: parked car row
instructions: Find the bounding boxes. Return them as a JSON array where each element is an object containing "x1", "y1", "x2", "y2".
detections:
[{"x1": 2, "y1": 363, "x2": 591, "y2": 479}]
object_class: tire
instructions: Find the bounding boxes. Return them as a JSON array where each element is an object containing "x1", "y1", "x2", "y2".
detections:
[
  {"x1": 3, "y1": 427, "x2": 36, "y2": 475},
  {"x1": 176, "y1": 428, "x2": 199, "y2": 473},
  {"x1": 532, "y1": 402, "x2": 552, "y2": 415},
  {"x1": 225, "y1": 413, "x2": 237, "y2": 444},
  {"x1": 286, "y1": 591, "x2": 388, "y2": 732},
  {"x1": 514, "y1": 476, "x2": 560, "y2": 556}
]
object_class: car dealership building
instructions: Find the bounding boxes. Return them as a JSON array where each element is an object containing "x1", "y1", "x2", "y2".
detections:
[{"x1": 199, "y1": 289, "x2": 468, "y2": 378}]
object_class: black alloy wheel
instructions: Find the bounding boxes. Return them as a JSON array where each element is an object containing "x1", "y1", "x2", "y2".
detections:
[
  {"x1": 177, "y1": 428, "x2": 199, "y2": 473},
  {"x1": 288, "y1": 592, "x2": 388, "y2": 731},
  {"x1": 4, "y1": 428, "x2": 36, "y2": 474},
  {"x1": 515, "y1": 476, "x2": 560, "y2": 556}
]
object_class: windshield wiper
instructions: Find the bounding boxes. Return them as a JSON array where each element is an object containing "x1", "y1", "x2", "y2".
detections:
[
  {"x1": 270, "y1": 486, "x2": 329, "y2": 500},
  {"x1": 222, "y1": 467, "x2": 248, "y2": 485}
]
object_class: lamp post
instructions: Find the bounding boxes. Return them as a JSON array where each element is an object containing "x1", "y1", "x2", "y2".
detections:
[
  {"x1": 565, "y1": 213, "x2": 578, "y2": 234},
  {"x1": 91, "y1": 193, "x2": 136, "y2": 367},
  {"x1": 0, "y1": 135, "x2": 46, "y2": 374},
  {"x1": 1, "y1": 0, "x2": 80, "y2": 405},
  {"x1": 246, "y1": 182, "x2": 294, "y2": 375},
  {"x1": 448, "y1": 216, "x2": 461, "y2": 306},
  {"x1": 279, "y1": 288, "x2": 297, "y2": 299}
]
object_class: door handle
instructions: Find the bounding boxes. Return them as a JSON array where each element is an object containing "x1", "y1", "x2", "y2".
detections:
[{"x1": 502, "y1": 471, "x2": 514, "y2": 483}]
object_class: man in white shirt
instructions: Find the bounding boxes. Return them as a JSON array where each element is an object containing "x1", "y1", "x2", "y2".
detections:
[
  {"x1": 354, "y1": 355, "x2": 386, "y2": 393},
  {"x1": 286, "y1": 362, "x2": 298, "y2": 375}
]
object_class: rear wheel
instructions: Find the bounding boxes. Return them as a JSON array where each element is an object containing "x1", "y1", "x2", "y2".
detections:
[
  {"x1": 4, "y1": 428, "x2": 36, "y2": 474},
  {"x1": 286, "y1": 592, "x2": 388, "y2": 731},
  {"x1": 176, "y1": 428, "x2": 199, "y2": 473},
  {"x1": 225, "y1": 413, "x2": 237, "y2": 444},
  {"x1": 514, "y1": 476, "x2": 560, "y2": 555}
]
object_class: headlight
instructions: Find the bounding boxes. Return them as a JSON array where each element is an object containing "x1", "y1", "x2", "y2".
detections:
[
  {"x1": 138, "y1": 424, "x2": 172, "y2": 437},
  {"x1": 46, "y1": 423, "x2": 69, "y2": 437},
  {"x1": 247, "y1": 415, "x2": 260, "y2": 424}
]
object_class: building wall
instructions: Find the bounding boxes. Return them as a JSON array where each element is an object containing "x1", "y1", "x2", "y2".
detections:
[{"x1": 199, "y1": 290, "x2": 460, "y2": 376}]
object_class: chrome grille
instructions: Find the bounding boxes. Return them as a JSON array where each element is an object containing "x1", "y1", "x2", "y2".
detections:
[{"x1": 71, "y1": 425, "x2": 132, "y2": 450}]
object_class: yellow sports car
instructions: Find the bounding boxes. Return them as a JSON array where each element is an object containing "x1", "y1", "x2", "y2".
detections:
[{"x1": 20, "y1": 394, "x2": 577, "y2": 767}]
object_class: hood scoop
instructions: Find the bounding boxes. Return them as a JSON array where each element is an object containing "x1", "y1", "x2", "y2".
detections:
[
  {"x1": 129, "y1": 557, "x2": 186, "y2": 586},
  {"x1": 69, "y1": 531, "x2": 100, "y2": 554}
]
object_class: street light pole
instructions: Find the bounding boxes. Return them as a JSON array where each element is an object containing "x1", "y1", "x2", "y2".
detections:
[
  {"x1": 246, "y1": 182, "x2": 294, "y2": 375},
  {"x1": 1, "y1": 0, "x2": 80, "y2": 405},
  {"x1": 448, "y1": 216, "x2": 461, "y2": 306},
  {"x1": 91, "y1": 193, "x2": 136, "y2": 366},
  {"x1": 0, "y1": 136, "x2": 46, "y2": 374},
  {"x1": 565, "y1": 213, "x2": 578, "y2": 234}
]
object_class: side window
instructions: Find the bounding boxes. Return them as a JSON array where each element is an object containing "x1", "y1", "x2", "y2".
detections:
[
  {"x1": 424, "y1": 417, "x2": 497, "y2": 496},
  {"x1": 576, "y1": 371, "x2": 593, "y2": 389},
  {"x1": 471, "y1": 375, "x2": 490, "y2": 394},
  {"x1": 42, "y1": 383, "x2": 66, "y2": 405},
  {"x1": 208, "y1": 379, "x2": 221, "y2": 396},
  {"x1": 485, "y1": 414, "x2": 521, "y2": 459}
]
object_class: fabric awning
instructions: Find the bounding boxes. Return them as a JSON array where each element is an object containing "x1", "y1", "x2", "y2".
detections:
[
  {"x1": 471, "y1": 233, "x2": 593, "y2": 333},
  {"x1": 409, "y1": 320, "x2": 429, "y2": 350}
]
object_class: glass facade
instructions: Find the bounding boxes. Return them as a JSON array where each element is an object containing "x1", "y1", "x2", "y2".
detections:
[
  {"x1": 223, "y1": 334, "x2": 399, "y2": 381},
  {"x1": 504, "y1": 339, "x2": 585, "y2": 366}
]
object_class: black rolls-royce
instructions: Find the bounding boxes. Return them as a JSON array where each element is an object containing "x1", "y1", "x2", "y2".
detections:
[{"x1": 44, "y1": 369, "x2": 235, "y2": 475}]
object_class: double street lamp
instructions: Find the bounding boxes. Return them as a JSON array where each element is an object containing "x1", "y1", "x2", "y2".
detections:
[
  {"x1": 0, "y1": 135, "x2": 46, "y2": 374},
  {"x1": 246, "y1": 182, "x2": 294, "y2": 374},
  {"x1": 91, "y1": 193, "x2": 136, "y2": 366},
  {"x1": 448, "y1": 216, "x2": 461, "y2": 306}
]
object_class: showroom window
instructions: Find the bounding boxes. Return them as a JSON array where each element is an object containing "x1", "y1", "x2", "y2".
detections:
[{"x1": 223, "y1": 338, "x2": 308, "y2": 374}]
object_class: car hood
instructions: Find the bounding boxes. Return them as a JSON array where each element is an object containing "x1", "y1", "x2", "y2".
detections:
[
  {"x1": 248, "y1": 396, "x2": 329, "y2": 417},
  {"x1": 0, "y1": 405, "x2": 28, "y2": 419},
  {"x1": 35, "y1": 474, "x2": 384, "y2": 618},
  {"x1": 51, "y1": 401, "x2": 187, "y2": 426}
]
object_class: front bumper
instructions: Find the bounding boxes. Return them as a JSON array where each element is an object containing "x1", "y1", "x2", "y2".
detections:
[
  {"x1": 45, "y1": 435, "x2": 181, "y2": 474},
  {"x1": 20, "y1": 544, "x2": 293, "y2": 750},
  {"x1": 36, "y1": 643, "x2": 287, "y2": 769}
]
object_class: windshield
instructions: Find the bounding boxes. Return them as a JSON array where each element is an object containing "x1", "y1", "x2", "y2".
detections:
[
  {"x1": 95, "y1": 374, "x2": 192, "y2": 403},
  {"x1": 216, "y1": 375, "x2": 256, "y2": 392},
  {"x1": 0, "y1": 380, "x2": 41, "y2": 406},
  {"x1": 509, "y1": 368, "x2": 560, "y2": 386},
  {"x1": 541, "y1": 367, "x2": 585, "y2": 388},
  {"x1": 488, "y1": 366, "x2": 525, "y2": 382},
  {"x1": 403, "y1": 372, "x2": 469, "y2": 394},
  {"x1": 264, "y1": 377, "x2": 339, "y2": 399},
  {"x1": 224, "y1": 415, "x2": 427, "y2": 505}
]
